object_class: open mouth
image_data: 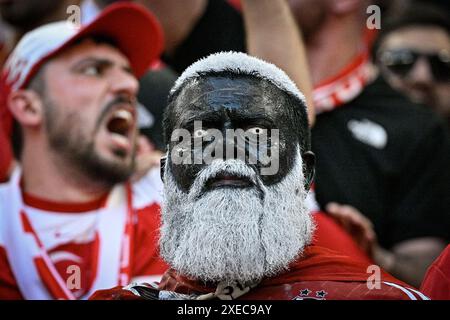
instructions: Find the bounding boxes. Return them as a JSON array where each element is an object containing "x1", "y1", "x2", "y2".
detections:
[
  {"x1": 103, "y1": 106, "x2": 136, "y2": 157},
  {"x1": 206, "y1": 173, "x2": 253, "y2": 189},
  {"x1": 106, "y1": 108, "x2": 134, "y2": 138}
]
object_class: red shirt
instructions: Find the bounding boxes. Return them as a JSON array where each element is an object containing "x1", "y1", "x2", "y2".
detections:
[
  {"x1": 0, "y1": 170, "x2": 169, "y2": 300},
  {"x1": 312, "y1": 212, "x2": 372, "y2": 265},
  {"x1": 159, "y1": 245, "x2": 427, "y2": 300},
  {"x1": 421, "y1": 245, "x2": 450, "y2": 300}
]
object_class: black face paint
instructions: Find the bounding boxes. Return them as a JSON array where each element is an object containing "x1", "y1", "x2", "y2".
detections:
[{"x1": 166, "y1": 75, "x2": 309, "y2": 193}]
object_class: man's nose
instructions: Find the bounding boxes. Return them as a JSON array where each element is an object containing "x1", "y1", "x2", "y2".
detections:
[
  {"x1": 408, "y1": 57, "x2": 433, "y2": 84},
  {"x1": 109, "y1": 67, "x2": 139, "y2": 98}
]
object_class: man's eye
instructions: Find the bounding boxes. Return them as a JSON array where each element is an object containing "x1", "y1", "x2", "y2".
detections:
[
  {"x1": 82, "y1": 65, "x2": 102, "y2": 76},
  {"x1": 247, "y1": 127, "x2": 266, "y2": 135},
  {"x1": 193, "y1": 129, "x2": 208, "y2": 138}
]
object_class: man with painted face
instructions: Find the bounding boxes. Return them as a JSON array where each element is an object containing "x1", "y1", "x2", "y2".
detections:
[{"x1": 91, "y1": 52, "x2": 427, "y2": 300}]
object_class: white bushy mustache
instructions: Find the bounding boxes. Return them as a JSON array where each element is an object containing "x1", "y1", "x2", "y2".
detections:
[{"x1": 188, "y1": 159, "x2": 267, "y2": 201}]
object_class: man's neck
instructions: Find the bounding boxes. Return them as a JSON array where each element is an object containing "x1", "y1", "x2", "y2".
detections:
[
  {"x1": 306, "y1": 16, "x2": 364, "y2": 86},
  {"x1": 20, "y1": 141, "x2": 110, "y2": 204}
]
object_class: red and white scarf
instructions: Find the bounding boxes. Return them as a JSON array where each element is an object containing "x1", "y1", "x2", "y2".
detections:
[
  {"x1": 1, "y1": 170, "x2": 134, "y2": 300},
  {"x1": 313, "y1": 50, "x2": 377, "y2": 114}
]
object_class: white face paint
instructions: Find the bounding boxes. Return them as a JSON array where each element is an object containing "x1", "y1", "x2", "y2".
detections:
[{"x1": 160, "y1": 146, "x2": 314, "y2": 284}]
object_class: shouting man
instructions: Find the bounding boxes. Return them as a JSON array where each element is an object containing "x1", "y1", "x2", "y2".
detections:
[
  {"x1": 0, "y1": 3, "x2": 168, "y2": 299},
  {"x1": 92, "y1": 52, "x2": 428, "y2": 300}
]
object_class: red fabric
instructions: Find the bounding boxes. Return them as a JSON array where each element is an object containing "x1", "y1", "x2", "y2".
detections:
[
  {"x1": 312, "y1": 212, "x2": 372, "y2": 265},
  {"x1": 0, "y1": 118, "x2": 12, "y2": 182},
  {"x1": 420, "y1": 245, "x2": 450, "y2": 300},
  {"x1": 21, "y1": 190, "x2": 109, "y2": 213},
  {"x1": 88, "y1": 285, "x2": 143, "y2": 300},
  {"x1": 158, "y1": 245, "x2": 420, "y2": 300},
  {"x1": 242, "y1": 280, "x2": 416, "y2": 300},
  {"x1": 263, "y1": 246, "x2": 397, "y2": 284},
  {"x1": 0, "y1": 202, "x2": 169, "y2": 300},
  {"x1": 34, "y1": 256, "x2": 74, "y2": 300},
  {"x1": 0, "y1": 246, "x2": 22, "y2": 299}
]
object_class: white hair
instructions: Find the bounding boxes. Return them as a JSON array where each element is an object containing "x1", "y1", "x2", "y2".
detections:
[{"x1": 170, "y1": 51, "x2": 306, "y2": 105}]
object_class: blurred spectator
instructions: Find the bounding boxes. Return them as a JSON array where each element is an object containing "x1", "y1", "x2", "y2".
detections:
[
  {"x1": 287, "y1": 0, "x2": 450, "y2": 287},
  {"x1": 0, "y1": 3, "x2": 168, "y2": 299},
  {"x1": 139, "y1": 0, "x2": 244, "y2": 73},
  {"x1": 374, "y1": 2, "x2": 450, "y2": 126}
]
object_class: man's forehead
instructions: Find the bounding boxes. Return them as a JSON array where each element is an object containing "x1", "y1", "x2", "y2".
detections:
[
  {"x1": 383, "y1": 26, "x2": 450, "y2": 51},
  {"x1": 46, "y1": 38, "x2": 132, "y2": 70},
  {"x1": 174, "y1": 75, "x2": 285, "y2": 115}
]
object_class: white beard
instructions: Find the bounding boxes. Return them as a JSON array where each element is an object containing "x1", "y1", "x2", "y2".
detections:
[{"x1": 160, "y1": 147, "x2": 314, "y2": 284}]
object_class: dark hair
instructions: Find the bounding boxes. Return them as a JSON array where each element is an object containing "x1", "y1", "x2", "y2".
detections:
[
  {"x1": 372, "y1": 2, "x2": 450, "y2": 56},
  {"x1": 163, "y1": 71, "x2": 311, "y2": 153},
  {"x1": 73, "y1": 34, "x2": 119, "y2": 49},
  {"x1": 94, "y1": 0, "x2": 128, "y2": 9}
]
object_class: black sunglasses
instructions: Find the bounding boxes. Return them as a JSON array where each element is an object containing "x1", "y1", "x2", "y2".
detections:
[{"x1": 377, "y1": 49, "x2": 450, "y2": 82}]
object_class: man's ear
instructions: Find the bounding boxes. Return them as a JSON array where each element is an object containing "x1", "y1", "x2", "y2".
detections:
[
  {"x1": 302, "y1": 151, "x2": 315, "y2": 191},
  {"x1": 8, "y1": 90, "x2": 44, "y2": 127}
]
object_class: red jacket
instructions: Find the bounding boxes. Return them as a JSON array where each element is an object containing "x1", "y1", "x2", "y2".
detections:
[
  {"x1": 158, "y1": 245, "x2": 427, "y2": 300},
  {"x1": 421, "y1": 245, "x2": 450, "y2": 300}
]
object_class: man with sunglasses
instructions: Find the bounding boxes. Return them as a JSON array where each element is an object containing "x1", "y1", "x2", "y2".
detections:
[
  {"x1": 376, "y1": 3, "x2": 450, "y2": 126},
  {"x1": 286, "y1": 0, "x2": 450, "y2": 288}
]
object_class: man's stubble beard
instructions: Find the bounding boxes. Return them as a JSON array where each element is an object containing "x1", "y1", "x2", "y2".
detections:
[
  {"x1": 160, "y1": 147, "x2": 315, "y2": 285},
  {"x1": 43, "y1": 96, "x2": 136, "y2": 187}
]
